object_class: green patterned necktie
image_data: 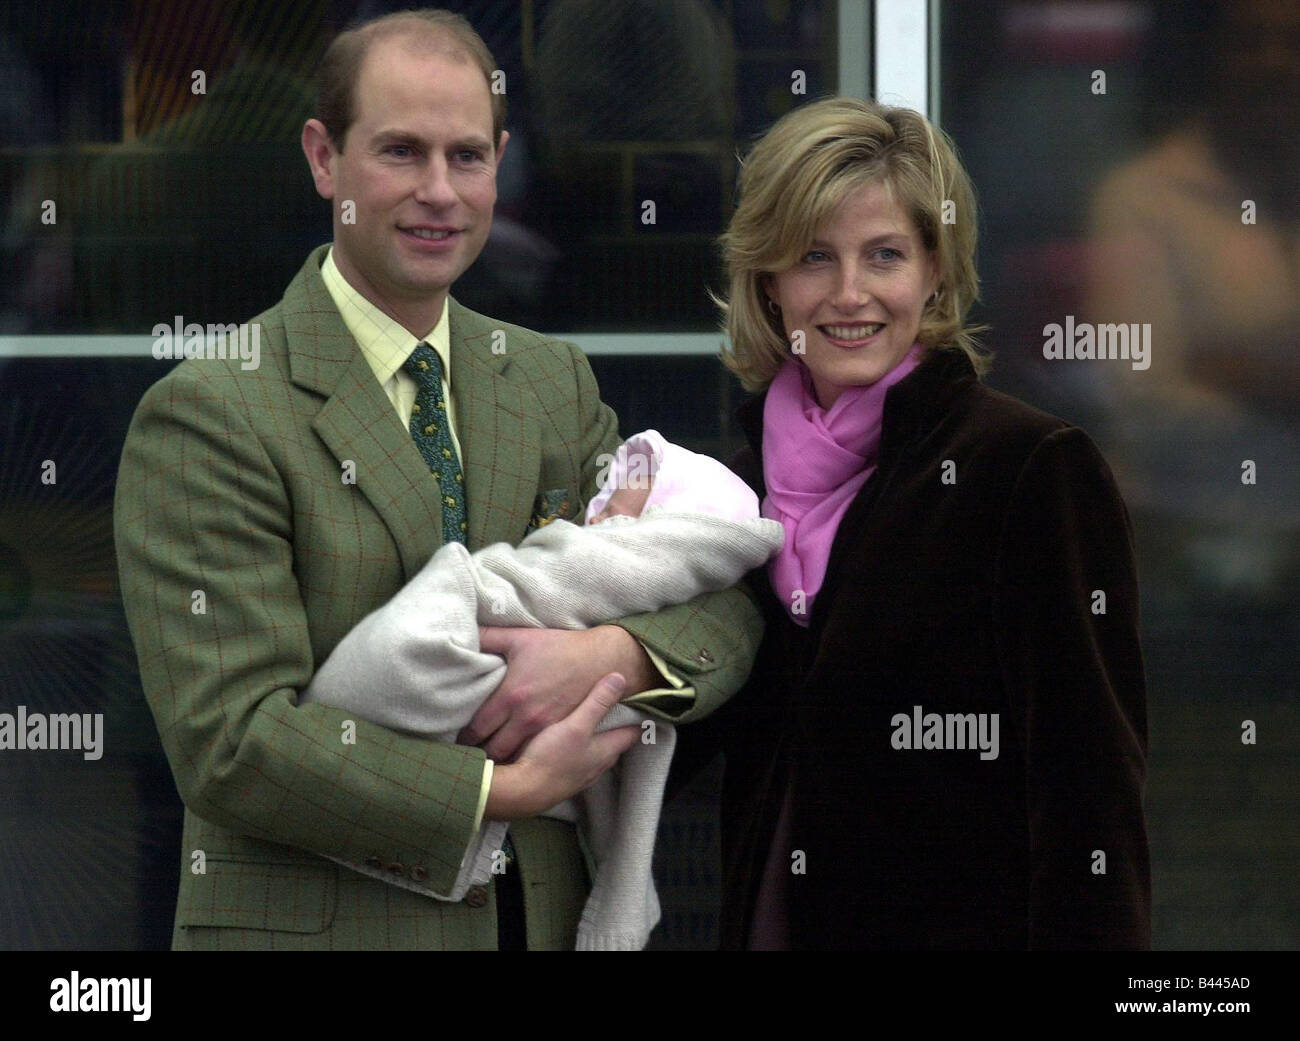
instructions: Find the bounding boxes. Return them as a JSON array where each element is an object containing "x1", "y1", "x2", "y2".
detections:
[
  {"x1": 404, "y1": 344, "x2": 516, "y2": 875},
  {"x1": 402, "y1": 343, "x2": 468, "y2": 545}
]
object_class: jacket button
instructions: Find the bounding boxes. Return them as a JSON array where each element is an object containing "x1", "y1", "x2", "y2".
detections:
[
  {"x1": 465, "y1": 885, "x2": 489, "y2": 908},
  {"x1": 365, "y1": 855, "x2": 383, "y2": 869},
  {"x1": 696, "y1": 648, "x2": 714, "y2": 665},
  {"x1": 410, "y1": 865, "x2": 428, "y2": 882},
  {"x1": 387, "y1": 861, "x2": 406, "y2": 876}
]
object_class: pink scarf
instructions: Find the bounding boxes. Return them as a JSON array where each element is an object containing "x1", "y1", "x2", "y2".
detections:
[{"x1": 761, "y1": 344, "x2": 925, "y2": 626}]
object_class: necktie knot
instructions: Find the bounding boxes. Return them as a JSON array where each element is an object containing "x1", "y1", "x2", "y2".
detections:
[{"x1": 403, "y1": 342, "x2": 443, "y2": 390}]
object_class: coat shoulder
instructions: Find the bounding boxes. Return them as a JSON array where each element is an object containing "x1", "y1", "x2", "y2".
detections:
[
  {"x1": 964, "y1": 381, "x2": 1074, "y2": 447},
  {"x1": 942, "y1": 379, "x2": 1115, "y2": 485},
  {"x1": 969, "y1": 382, "x2": 1119, "y2": 481},
  {"x1": 135, "y1": 296, "x2": 295, "y2": 419},
  {"x1": 449, "y1": 299, "x2": 579, "y2": 366}
]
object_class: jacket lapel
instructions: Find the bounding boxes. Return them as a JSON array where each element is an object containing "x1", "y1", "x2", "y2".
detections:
[
  {"x1": 285, "y1": 246, "x2": 446, "y2": 581},
  {"x1": 448, "y1": 299, "x2": 541, "y2": 550}
]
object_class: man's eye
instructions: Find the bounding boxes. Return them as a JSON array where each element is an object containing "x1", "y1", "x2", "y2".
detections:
[
  {"x1": 455, "y1": 150, "x2": 484, "y2": 163},
  {"x1": 875, "y1": 247, "x2": 902, "y2": 261},
  {"x1": 387, "y1": 145, "x2": 414, "y2": 158}
]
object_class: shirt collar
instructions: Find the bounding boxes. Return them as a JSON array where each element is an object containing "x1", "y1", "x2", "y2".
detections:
[{"x1": 319, "y1": 246, "x2": 451, "y2": 388}]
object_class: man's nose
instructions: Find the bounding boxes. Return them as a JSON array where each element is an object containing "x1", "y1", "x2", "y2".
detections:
[{"x1": 414, "y1": 157, "x2": 458, "y2": 208}]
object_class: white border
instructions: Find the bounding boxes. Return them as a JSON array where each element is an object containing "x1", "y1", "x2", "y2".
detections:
[{"x1": 874, "y1": 0, "x2": 929, "y2": 117}]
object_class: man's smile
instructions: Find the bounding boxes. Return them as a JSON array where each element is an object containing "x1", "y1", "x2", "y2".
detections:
[{"x1": 398, "y1": 224, "x2": 463, "y2": 248}]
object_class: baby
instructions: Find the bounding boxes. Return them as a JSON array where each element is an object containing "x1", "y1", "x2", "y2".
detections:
[{"x1": 300, "y1": 430, "x2": 784, "y2": 950}]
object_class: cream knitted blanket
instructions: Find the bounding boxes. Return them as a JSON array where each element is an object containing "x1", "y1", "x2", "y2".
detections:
[{"x1": 300, "y1": 509, "x2": 783, "y2": 949}]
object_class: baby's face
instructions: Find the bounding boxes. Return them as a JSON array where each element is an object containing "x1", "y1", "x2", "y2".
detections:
[{"x1": 589, "y1": 480, "x2": 654, "y2": 524}]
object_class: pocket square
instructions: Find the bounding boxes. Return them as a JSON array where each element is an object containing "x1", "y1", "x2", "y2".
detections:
[{"x1": 525, "y1": 487, "x2": 574, "y2": 535}]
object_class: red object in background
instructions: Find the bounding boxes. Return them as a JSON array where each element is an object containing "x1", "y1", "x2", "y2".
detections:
[{"x1": 1003, "y1": 1, "x2": 1150, "y2": 64}]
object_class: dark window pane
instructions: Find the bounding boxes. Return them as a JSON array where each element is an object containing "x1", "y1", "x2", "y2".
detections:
[{"x1": 941, "y1": 0, "x2": 1300, "y2": 950}]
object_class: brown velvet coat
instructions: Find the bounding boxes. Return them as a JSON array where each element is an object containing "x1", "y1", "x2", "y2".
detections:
[{"x1": 684, "y1": 347, "x2": 1152, "y2": 949}]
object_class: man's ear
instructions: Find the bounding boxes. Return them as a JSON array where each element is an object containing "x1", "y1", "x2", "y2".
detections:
[
  {"x1": 302, "y1": 118, "x2": 338, "y2": 200},
  {"x1": 494, "y1": 128, "x2": 510, "y2": 167}
]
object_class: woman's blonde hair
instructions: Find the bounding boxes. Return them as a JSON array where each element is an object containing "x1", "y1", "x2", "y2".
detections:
[{"x1": 718, "y1": 98, "x2": 989, "y2": 391}]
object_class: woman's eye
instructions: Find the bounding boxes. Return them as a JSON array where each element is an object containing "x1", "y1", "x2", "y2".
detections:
[{"x1": 802, "y1": 250, "x2": 829, "y2": 263}]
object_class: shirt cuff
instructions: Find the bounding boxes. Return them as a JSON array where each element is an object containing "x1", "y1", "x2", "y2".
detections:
[
  {"x1": 621, "y1": 640, "x2": 697, "y2": 706},
  {"x1": 473, "y1": 759, "x2": 493, "y2": 832}
]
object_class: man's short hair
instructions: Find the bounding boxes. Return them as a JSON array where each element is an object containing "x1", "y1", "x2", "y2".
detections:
[{"x1": 316, "y1": 8, "x2": 506, "y2": 151}]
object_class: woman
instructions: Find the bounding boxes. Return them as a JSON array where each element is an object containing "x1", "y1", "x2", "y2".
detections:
[{"x1": 700, "y1": 98, "x2": 1151, "y2": 949}]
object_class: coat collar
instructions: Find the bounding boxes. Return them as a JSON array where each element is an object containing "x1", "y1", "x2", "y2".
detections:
[
  {"x1": 444, "y1": 297, "x2": 541, "y2": 552},
  {"x1": 285, "y1": 245, "x2": 535, "y2": 579},
  {"x1": 736, "y1": 347, "x2": 979, "y2": 464}
]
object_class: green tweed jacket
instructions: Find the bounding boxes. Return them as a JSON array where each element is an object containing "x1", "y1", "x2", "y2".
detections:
[{"x1": 114, "y1": 245, "x2": 762, "y2": 950}]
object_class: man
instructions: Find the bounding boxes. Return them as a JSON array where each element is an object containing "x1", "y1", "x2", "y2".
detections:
[{"x1": 114, "y1": 9, "x2": 761, "y2": 950}]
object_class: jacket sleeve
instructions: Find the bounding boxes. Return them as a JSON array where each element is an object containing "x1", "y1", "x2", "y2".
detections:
[
  {"x1": 562, "y1": 341, "x2": 765, "y2": 725},
  {"x1": 994, "y1": 426, "x2": 1152, "y2": 949},
  {"x1": 114, "y1": 366, "x2": 487, "y2": 898}
]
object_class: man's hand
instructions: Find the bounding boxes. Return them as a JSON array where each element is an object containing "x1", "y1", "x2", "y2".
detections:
[
  {"x1": 460, "y1": 624, "x2": 658, "y2": 761},
  {"x1": 483, "y1": 673, "x2": 640, "y2": 821}
]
